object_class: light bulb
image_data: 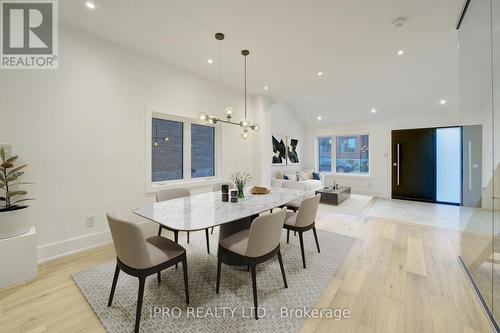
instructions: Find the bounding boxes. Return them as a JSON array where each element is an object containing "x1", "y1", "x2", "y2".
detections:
[
  {"x1": 224, "y1": 107, "x2": 234, "y2": 117},
  {"x1": 240, "y1": 131, "x2": 249, "y2": 140},
  {"x1": 154, "y1": 141, "x2": 158, "y2": 146},
  {"x1": 198, "y1": 113, "x2": 208, "y2": 122},
  {"x1": 240, "y1": 119, "x2": 249, "y2": 127},
  {"x1": 164, "y1": 137, "x2": 169, "y2": 142},
  {"x1": 251, "y1": 124, "x2": 259, "y2": 131}
]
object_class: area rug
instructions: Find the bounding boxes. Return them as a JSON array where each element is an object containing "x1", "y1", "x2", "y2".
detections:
[
  {"x1": 317, "y1": 194, "x2": 373, "y2": 216},
  {"x1": 72, "y1": 229, "x2": 356, "y2": 333}
]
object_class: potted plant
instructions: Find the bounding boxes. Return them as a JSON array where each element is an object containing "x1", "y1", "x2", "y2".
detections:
[
  {"x1": 230, "y1": 171, "x2": 251, "y2": 199},
  {"x1": 0, "y1": 147, "x2": 33, "y2": 239}
]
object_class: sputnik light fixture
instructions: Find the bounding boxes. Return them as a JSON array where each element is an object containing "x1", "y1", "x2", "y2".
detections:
[{"x1": 198, "y1": 33, "x2": 259, "y2": 139}]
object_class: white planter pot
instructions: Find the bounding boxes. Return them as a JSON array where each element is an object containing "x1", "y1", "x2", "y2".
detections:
[{"x1": 0, "y1": 207, "x2": 30, "y2": 239}]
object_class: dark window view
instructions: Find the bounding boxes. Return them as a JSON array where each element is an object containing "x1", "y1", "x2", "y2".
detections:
[
  {"x1": 336, "y1": 135, "x2": 369, "y2": 174},
  {"x1": 318, "y1": 137, "x2": 332, "y2": 172},
  {"x1": 152, "y1": 118, "x2": 183, "y2": 182},
  {"x1": 191, "y1": 124, "x2": 215, "y2": 178}
]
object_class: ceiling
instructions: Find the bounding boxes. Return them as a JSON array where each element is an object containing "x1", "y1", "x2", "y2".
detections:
[{"x1": 60, "y1": 0, "x2": 464, "y2": 126}]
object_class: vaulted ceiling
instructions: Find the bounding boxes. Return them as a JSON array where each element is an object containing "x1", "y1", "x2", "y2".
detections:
[{"x1": 60, "y1": 0, "x2": 464, "y2": 126}]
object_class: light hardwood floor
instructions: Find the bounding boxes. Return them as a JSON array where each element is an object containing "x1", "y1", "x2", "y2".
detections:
[{"x1": 0, "y1": 201, "x2": 492, "y2": 333}]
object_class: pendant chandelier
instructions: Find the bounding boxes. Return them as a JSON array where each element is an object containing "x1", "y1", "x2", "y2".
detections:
[{"x1": 198, "y1": 33, "x2": 259, "y2": 140}]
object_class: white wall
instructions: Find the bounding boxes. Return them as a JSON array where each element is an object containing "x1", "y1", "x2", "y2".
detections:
[
  {"x1": 304, "y1": 112, "x2": 460, "y2": 197},
  {"x1": 0, "y1": 26, "x2": 256, "y2": 261},
  {"x1": 269, "y1": 102, "x2": 304, "y2": 178}
]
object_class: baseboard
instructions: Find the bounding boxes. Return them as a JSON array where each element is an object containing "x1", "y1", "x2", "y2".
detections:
[{"x1": 37, "y1": 221, "x2": 159, "y2": 264}]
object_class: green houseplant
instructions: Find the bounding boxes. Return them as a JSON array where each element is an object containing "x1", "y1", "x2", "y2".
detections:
[
  {"x1": 0, "y1": 147, "x2": 33, "y2": 238},
  {"x1": 230, "y1": 171, "x2": 251, "y2": 199}
]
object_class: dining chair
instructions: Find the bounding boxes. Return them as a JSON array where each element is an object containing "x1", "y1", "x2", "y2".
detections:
[
  {"x1": 216, "y1": 208, "x2": 288, "y2": 319},
  {"x1": 280, "y1": 181, "x2": 308, "y2": 212},
  {"x1": 210, "y1": 182, "x2": 235, "y2": 234},
  {"x1": 106, "y1": 213, "x2": 189, "y2": 333},
  {"x1": 156, "y1": 188, "x2": 211, "y2": 254},
  {"x1": 283, "y1": 194, "x2": 321, "y2": 269}
]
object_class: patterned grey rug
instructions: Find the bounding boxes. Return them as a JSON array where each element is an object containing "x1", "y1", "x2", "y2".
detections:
[{"x1": 72, "y1": 229, "x2": 356, "y2": 333}]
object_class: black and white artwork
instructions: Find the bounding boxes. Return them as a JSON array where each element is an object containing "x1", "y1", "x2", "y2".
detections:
[
  {"x1": 286, "y1": 137, "x2": 300, "y2": 164},
  {"x1": 272, "y1": 134, "x2": 286, "y2": 165}
]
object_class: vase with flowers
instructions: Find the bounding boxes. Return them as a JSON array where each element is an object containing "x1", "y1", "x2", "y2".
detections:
[{"x1": 230, "y1": 171, "x2": 251, "y2": 199}]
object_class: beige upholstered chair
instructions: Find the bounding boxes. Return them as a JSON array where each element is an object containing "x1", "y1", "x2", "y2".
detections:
[
  {"x1": 281, "y1": 181, "x2": 308, "y2": 212},
  {"x1": 106, "y1": 214, "x2": 189, "y2": 333},
  {"x1": 216, "y1": 208, "x2": 288, "y2": 319},
  {"x1": 212, "y1": 181, "x2": 235, "y2": 192},
  {"x1": 156, "y1": 188, "x2": 212, "y2": 254},
  {"x1": 283, "y1": 194, "x2": 321, "y2": 268}
]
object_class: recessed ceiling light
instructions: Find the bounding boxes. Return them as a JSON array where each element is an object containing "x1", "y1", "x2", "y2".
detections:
[
  {"x1": 397, "y1": 50, "x2": 405, "y2": 56},
  {"x1": 317, "y1": 116, "x2": 322, "y2": 121},
  {"x1": 207, "y1": 59, "x2": 213, "y2": 64},
  {"x1": 85, "y1": 1, "x2": 96, "y2": 9},
  {"x1": 440, "y1": 99, "x2": 447, "y2": 105},
  {"x1": 371, "y1": 108, "x2": 377, "y2": 114},
  {"x1": 264, "y1": 86, "x2": 269, "y2": 90},
  {"x1": 317, "y1": 72, "x2": 324, "y2": 76}
]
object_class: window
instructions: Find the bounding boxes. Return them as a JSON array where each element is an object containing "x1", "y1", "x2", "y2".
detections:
[
  {"x1": 152, "y1": 118, "x2": 183, "y2": 182},
  {"x1": 336, "y1": 135, "x2": 369, "y2": 174},
  {"x1": 318, "y1": 137, "x2": 332, "y2": 172},
  {"x1": 191, "y1": 124, "x2": 215, "y2": 178},
  {"x1": 150, "y1": 114, "x2": 217, "y2": 185},
  {"x1": 317, "y1": 135, "x2": 370, "y2": 175}
]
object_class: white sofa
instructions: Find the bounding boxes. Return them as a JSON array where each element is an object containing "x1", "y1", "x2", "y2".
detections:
[{"x1": 271, "y1": 177, "x2": 324, "y2": 192}]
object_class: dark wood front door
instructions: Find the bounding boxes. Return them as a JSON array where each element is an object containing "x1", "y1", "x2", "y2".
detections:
[{"x1": 391, "y1": 128, "x2": 436, "y2": 202}]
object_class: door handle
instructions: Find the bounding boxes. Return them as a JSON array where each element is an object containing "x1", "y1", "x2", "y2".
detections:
[
  {"x1": 397, "y1": 142, "x2": 400, "y2": 186},
  {"x1": 468, "y1": 141, "x2": 472, "y2": 191}
]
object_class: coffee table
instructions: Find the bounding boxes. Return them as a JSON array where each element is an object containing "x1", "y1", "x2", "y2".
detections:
[{"x1": 315, "y1": 186, "x2": 351, "y2": 205}]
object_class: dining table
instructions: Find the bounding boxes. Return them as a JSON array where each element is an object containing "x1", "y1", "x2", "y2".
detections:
[{"x1": 133, "y1": 187, "x2": 306, "y2": 244}]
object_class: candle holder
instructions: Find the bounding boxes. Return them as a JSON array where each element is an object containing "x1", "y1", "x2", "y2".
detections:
[{"x1": 230, "y1": 190, "x2": 238, "y2": 203}]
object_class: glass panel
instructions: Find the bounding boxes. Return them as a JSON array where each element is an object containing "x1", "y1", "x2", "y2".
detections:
[
  {"x1": 152, "y1": 118, "x2": 183, "y2": 182},
  {"x1": 493, "y1": 0, "x2": 500, "y2": 322},
  {"x1": 336, "y1": 135, "x2": 369, "y2": 174},
  {"x1": 459, "y1": 0, "x2": 494, "y2": 314},
  {"x1": 318, "y1": 137, "x2": 332, "y2": 172},
  {"x1": 191, "y1": 124, "x2": 215, "y2": 178},
  {"x1": 436, "y1": 127, "x2": 461, "y2": 204}
]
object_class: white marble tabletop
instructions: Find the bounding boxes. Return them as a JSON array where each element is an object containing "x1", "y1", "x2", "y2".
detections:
[{"x1": 133, "y1": 187, "x2": 305, "y2": 231}]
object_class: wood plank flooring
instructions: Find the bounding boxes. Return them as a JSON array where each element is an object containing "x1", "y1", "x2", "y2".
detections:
[{"x1": 0, "y1": 201, "x2": 492, "y2": 333}]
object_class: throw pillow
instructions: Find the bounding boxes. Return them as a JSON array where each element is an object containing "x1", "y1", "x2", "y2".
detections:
[
  {"x1": 283, "y1": 175, "x2": 289, "y2": 180},
  {"x1": 297, "y1": 171, "x2": 308, "y2": 181},
  {"x1": 313, "y1": 172, "x2": 320, "y2": 180},
  {"x1": 304, "y1": 169, "x2": 314, "y2": 179}
]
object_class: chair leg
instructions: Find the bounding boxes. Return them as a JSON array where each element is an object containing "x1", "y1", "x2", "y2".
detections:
[
  {"x1": 250, "y1": 265, "x2": 259, "y2": 320},
  {"x1": 205, "y1": 229, "x2": 210, "y2": 254},
  {"x1": 182, "y1": 256, "x2": 190, "y2": 305},
  {"x1": 286, "y1": 229, "x2": 290, "y2": 244},
  {"x1": 157, "y1": 272, "x2": 161, "y2": 284},
  {"x1": 299, "y1": 232, "x2": 306, "y2": 269},
  {"x1": 174, "y1": 231, "x2": 179, "y2": 269},
  {"x1": 135, "y1": 277, "x2": 145, "y2": 333},
  {"x1": 247, "y1": 265, "x2": 250, "y2": 271},
  {"x1": 157, "y1": 225, "x2": 163, "y2": 236},
  {"x1": 312, "y1": 227, "x2": 321, "y2": 253},
  {"x1": 277, "y1": 250, "x2": 288, "y2": 288},
  {"x1": 211, "y1": 227, "x2": 214, "y2": 234},
  {"x1": 294, "y1": 231, "x2": 296, "y2": 236},
  {"x1": 107, "y1": 263, "x2": 120, "y2": 307},
  {"x1": 216, "y1": 256, "x2": 222, "y2": 294}
]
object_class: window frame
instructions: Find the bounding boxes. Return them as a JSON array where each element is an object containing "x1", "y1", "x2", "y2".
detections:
[
  {"x1": 315, "y1": 133, "x2": 371, "y2": 178},
  {"x1": 145, "y1": 107, "x2": 221, "y2": 192}
]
